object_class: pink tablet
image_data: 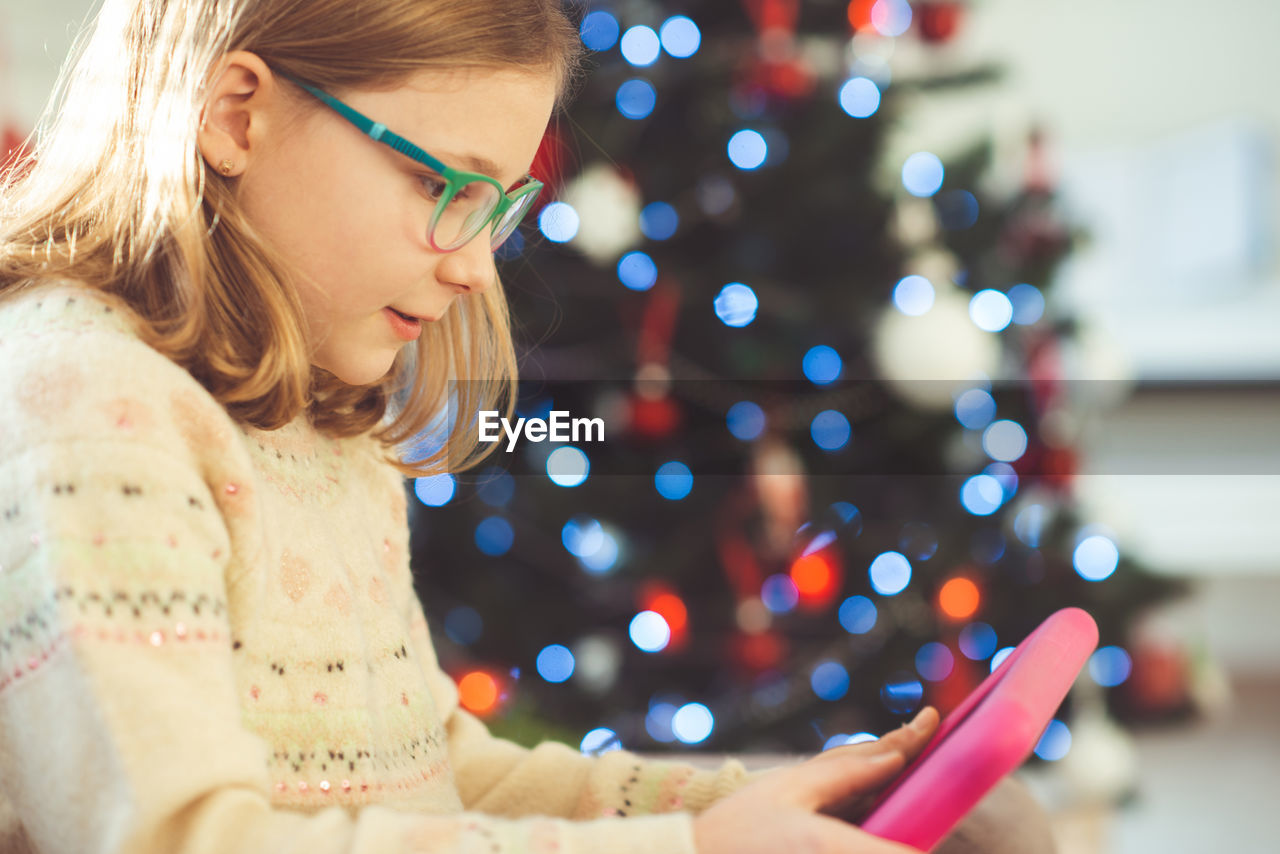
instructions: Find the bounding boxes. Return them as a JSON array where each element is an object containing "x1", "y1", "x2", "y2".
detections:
[{"x1": 857, "y1": 606, "x2": 1099, "y2": 851}]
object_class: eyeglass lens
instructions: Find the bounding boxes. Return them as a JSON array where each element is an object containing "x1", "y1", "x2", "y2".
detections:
[{"x1": 430, "y1": 181, "x2": 541, "y2": 252}]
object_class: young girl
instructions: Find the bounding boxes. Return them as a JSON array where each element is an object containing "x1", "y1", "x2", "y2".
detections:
[{"x1": 0, "y1": 2, "x2": 1055, "y2": 853}]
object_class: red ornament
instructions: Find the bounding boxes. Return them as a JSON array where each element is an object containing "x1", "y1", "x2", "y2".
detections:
[
  {"x1": 1121, "y1": 640, "x2": 1191, "y2": 719},
  {"x1": 1, "y1": 123, "x2": 33, "y2": 181},
  {"x1": 625, "y1": 392, "x2": 681, "y2": 441},
  {"x1": 528, "y1": 123, "x2": 570, "y2": 212},
  {"x1": 915, "y1": 2, "x2": 965, "y2": 44},
  {"x1": 716, "y1": 527, "x2": 767, "y2": 603},
  {"x1": 729, "y1": 628, "x2": 787, "y2": 672},
  {"x1": 638, "y1": 581, "x2": 690, "y2": 651},
  {"x1": 932, "y1": 644, "x2": 979, "y2": 716},
  {"x1": 788, "y1": 547, "x2": 843, "y2": 611}
]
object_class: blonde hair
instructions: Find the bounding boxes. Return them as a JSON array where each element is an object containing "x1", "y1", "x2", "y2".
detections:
[{"x1": 0, "y1": 0, "x2": 585, "y2": 478}]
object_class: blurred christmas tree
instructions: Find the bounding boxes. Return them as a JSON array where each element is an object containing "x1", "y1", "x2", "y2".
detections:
[{"x1": 403, "y1": 0, "x2": 1192, "y2": 763}]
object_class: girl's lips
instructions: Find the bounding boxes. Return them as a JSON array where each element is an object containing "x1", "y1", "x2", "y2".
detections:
[{"x1": 384, "y1": 307, "x2": 422, "y2": 341}]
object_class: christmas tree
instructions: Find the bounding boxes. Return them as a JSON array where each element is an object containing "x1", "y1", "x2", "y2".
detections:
[{"x1": 402, "y1": 0, "x2": 1191, "y2": 761}]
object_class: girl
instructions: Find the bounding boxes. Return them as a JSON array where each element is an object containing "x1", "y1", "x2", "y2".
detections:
[{"x1": 0, "y1": 2, "x2": 1052, "y2": 853}]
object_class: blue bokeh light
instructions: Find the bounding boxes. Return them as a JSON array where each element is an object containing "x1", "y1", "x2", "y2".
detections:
[
  {"x1": 831, "y1": 501, "x2": 863, "y2": 532},
  {"x1": 413, "y1": 473, "x2": 456, "y2": 507},
  {"x1": 546, "y1": 446, "x2": 589, "y2": 487},
  {"x1": 894, "y1": 275, "x2": 935, "y2": 316},
  {"x1": 970, "y1": 289, "x2": 1015, "y2": 332},
  {"x1": 1089, "y1": 646, "x2": 1133, "y2": 687},
  {"x1": 955, "y1": 388, "x2": 997, "y2": 430},
  {"x1": 579, "y1": 530, "x2": 619, "y2": 574},
  {"x1": 811, "y1": 661, "x2": 851, "y2": 701},
  {"x1": 659, "y1": 15, "x2": 701, "y2": 58},
  {"x1": 617, "y1": 250, "x2": 658, "y2": 291},
  {"x1": 726, "y1": 400, "x2": 766, "y2": 440},
  {"x1": 1008, "y1": 283, "x2": 1046, "y2": 325},
  {"x1": 902, "y1": 151, "x2": 944, "y2": 197},
  {"x1": 869, "y1": 551, "x2": 912, "y2": 596},
  {"x1": 838, "y1": 76, "x2": 880, "y2": 118},
  {"x1": 991, "y1": 646, "x2": 1016, "y2": 673},
  {"x1": 838, "y1": 595, "x2": 878, "y2": 634},
  {"x1": 536, "y1": 644, "x2": 575, "y2": 683},
  {"x1": 580, "y1": 727, "x2": 622, "y2": 755},
  {"x1": 645, "y1": 702, "x2": 678, "y2": 742},
  {"x1": 579, "y1": 11, "x2": 620, "y2": 52},
  {"x1": 1074, "y1": 534, "x2": 1120, "y2": 581},
  {"x1": 983, "y1": 419, "x2": 1028, "y2": 462},
  {"x1": 538, "y1": 201, "x2": 579, "y2": 243},
  {"x1": 1014, "y1": 504, "x2": 1046, "y2": 548},
  {"x1": 810, "y1": 409, "x2": 851, "y2": 451},
  {"x1": 803, "y1": 345, "x2": 843, "y2": 385},
  {"x1": 761, "y1": 574, "x2": 799, "y2": 614},
  {"x1": 640, "y1": 201, "x2": 679, "y2": 240},
  {"x1": 916, "y1": 642, "x2": 955, "y2": 681},
  {"x1": 984, "y1": 462, "x2": 1019, "y2": 501},
  {"x1": 654, "y1": 461, "x2": 693, "y2": 500},
  {"x1": 714, "y1": 282, "x2": 759, "y2": 327},
  {"x1": 630, "y1": 610, "x2": 671, "y2": 653},
  {"x1": 727, "y1": 129, "x2": 768, "y2": 170},
  {"x1": 672, "y1": 702, "x2": 714, "y2": 744},
  {"x1": 959, "y1": 622, "x2": 998, "y2": 660},
  {"x1": 1034, "y1": 720, "x2": 1072, "y2": 761},
  {"x1": 615, "y1": 79, "x2": 656, "y2": 120},
  {"x1": 444, "y1": 606, "x2": 483, "y2": 645},
  {"x1": 474, "y1": 516, "x2": 514, "y2": 556},
  {"x1": 872, "y1": 0, "x2": 914, "y2": 37},
  {"x1": 880, "y1": 672, "x2": 924, "y2": 714},
  {"x1": 620, "y1": 25, "x2": 661, "y2": 66},
  {"x1": 960, "y1": 474, "x2": 1003, "y2": 516},
  {"x1": 562, "y1": 516, "x2": 604, "y2": 557}
]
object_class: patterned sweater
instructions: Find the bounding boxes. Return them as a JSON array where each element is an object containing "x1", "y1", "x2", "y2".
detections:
[{"x1": 0, "y1": 281, "x2": 758, "y2": 854}]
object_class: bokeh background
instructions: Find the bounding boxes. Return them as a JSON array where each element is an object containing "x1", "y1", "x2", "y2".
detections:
[{"x1": 5, "y1": 2, "x2": 1277, "y2": 853}]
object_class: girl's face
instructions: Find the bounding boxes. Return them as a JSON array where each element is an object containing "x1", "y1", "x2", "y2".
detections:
[{"x1": 198, "y1": 53, "x2": 558, "y2": 386}]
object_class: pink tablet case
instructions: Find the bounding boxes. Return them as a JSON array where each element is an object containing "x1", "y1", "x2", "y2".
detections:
[{"x1": 858, "y1": 606, "x2": 1099, "y2": 851}]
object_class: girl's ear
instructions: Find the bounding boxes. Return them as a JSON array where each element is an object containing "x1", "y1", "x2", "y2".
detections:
[{"x1": 196, "y1": 51, "x2": 276, "y2": 177}]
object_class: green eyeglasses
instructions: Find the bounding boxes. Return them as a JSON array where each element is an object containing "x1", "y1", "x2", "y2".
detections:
[{"x1": 277, "y1": 71, "x2": 543, "y2": 253}]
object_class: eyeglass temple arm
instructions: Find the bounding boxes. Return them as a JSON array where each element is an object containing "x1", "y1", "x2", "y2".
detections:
[{"x1": 278, "y1": 73, "x2": 450, "y2": 174}]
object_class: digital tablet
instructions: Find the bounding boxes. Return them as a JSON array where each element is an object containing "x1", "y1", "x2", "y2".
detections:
[{"x1": 857, "y1": 606, "x2": 1099, "y2": 851}]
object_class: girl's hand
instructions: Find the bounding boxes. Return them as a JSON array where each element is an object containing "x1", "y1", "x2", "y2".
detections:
[{"x1": 692, "y1": 706, "x2": 940, "y2": 854}]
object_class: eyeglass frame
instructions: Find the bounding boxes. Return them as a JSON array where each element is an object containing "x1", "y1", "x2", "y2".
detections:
[{"x1": 272, "y1": 70, "x2": 544, "y2": 253}]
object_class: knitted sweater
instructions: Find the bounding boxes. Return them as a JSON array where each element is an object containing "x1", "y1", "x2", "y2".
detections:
[{"x1": 0, "y1": 281, "x2": 759, "y2": 854}]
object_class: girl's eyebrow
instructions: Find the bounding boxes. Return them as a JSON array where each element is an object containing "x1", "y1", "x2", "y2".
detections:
[{"x1": 436, "y1": 150, "x2": 504, "y2": 181}]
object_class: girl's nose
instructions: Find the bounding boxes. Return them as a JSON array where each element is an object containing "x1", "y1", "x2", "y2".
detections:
[{"x1": 435, "y1": 232, "x2": 497, "y2": 295}]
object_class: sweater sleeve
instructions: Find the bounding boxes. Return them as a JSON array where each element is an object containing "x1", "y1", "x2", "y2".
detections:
[
  {"x1": 399, "y1": 531, "x2": 760, "y2": 822},
  {"x1": 0, "y1": 323, "x2": 704, "y2": 854}
]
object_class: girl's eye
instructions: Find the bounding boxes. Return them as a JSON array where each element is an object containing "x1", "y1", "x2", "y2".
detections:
[{"x1": 417, "y1": 173, "x2": 448, "y2": 201}]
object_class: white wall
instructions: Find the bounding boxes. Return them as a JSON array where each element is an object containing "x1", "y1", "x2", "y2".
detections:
[{"x1": 885, "y1": 0, "x2": 1280, "y2": 377}]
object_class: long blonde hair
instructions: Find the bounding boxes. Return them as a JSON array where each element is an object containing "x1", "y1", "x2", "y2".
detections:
[{"x1": 0, "y1": 0, "x2": 584, "y2": 478}]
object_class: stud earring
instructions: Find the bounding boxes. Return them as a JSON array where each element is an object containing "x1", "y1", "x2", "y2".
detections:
[{"x1": 219, "y1": 159, "x2": 235, "y2": 175}]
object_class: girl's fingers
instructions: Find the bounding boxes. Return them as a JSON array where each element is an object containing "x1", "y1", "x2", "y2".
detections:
[
  {"x1": 791, "y1": 743, "x2": 907, "y2": 810},
  {"x1": 876, "y1": 706, "x2": 940, "y2": 755}
]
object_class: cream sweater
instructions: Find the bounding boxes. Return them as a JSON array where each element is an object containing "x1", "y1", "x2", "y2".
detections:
[{"x1": 0, "y1": 282, "x2": 757, "y2": 854}]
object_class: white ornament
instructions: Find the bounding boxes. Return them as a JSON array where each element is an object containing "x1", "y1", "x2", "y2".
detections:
[
  {"x1": 1058, "y1": 315, "x2": 1135, "y2": 410},
  {"x1": 1058, "y1": 682, "x2": 1140, "y2": 807},
  {"x1": 871, "y1": 283, "x2": 1001, "y2": 410},
  {"x1": 572, "y1": 634, "x2": 622, "y2": 695},
  {"x1": 560, "y1": 162, "x2": 643, "y2": 265},
  {"x1": 892, "y1": 197, "x2": 940, "y2": 247}
]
